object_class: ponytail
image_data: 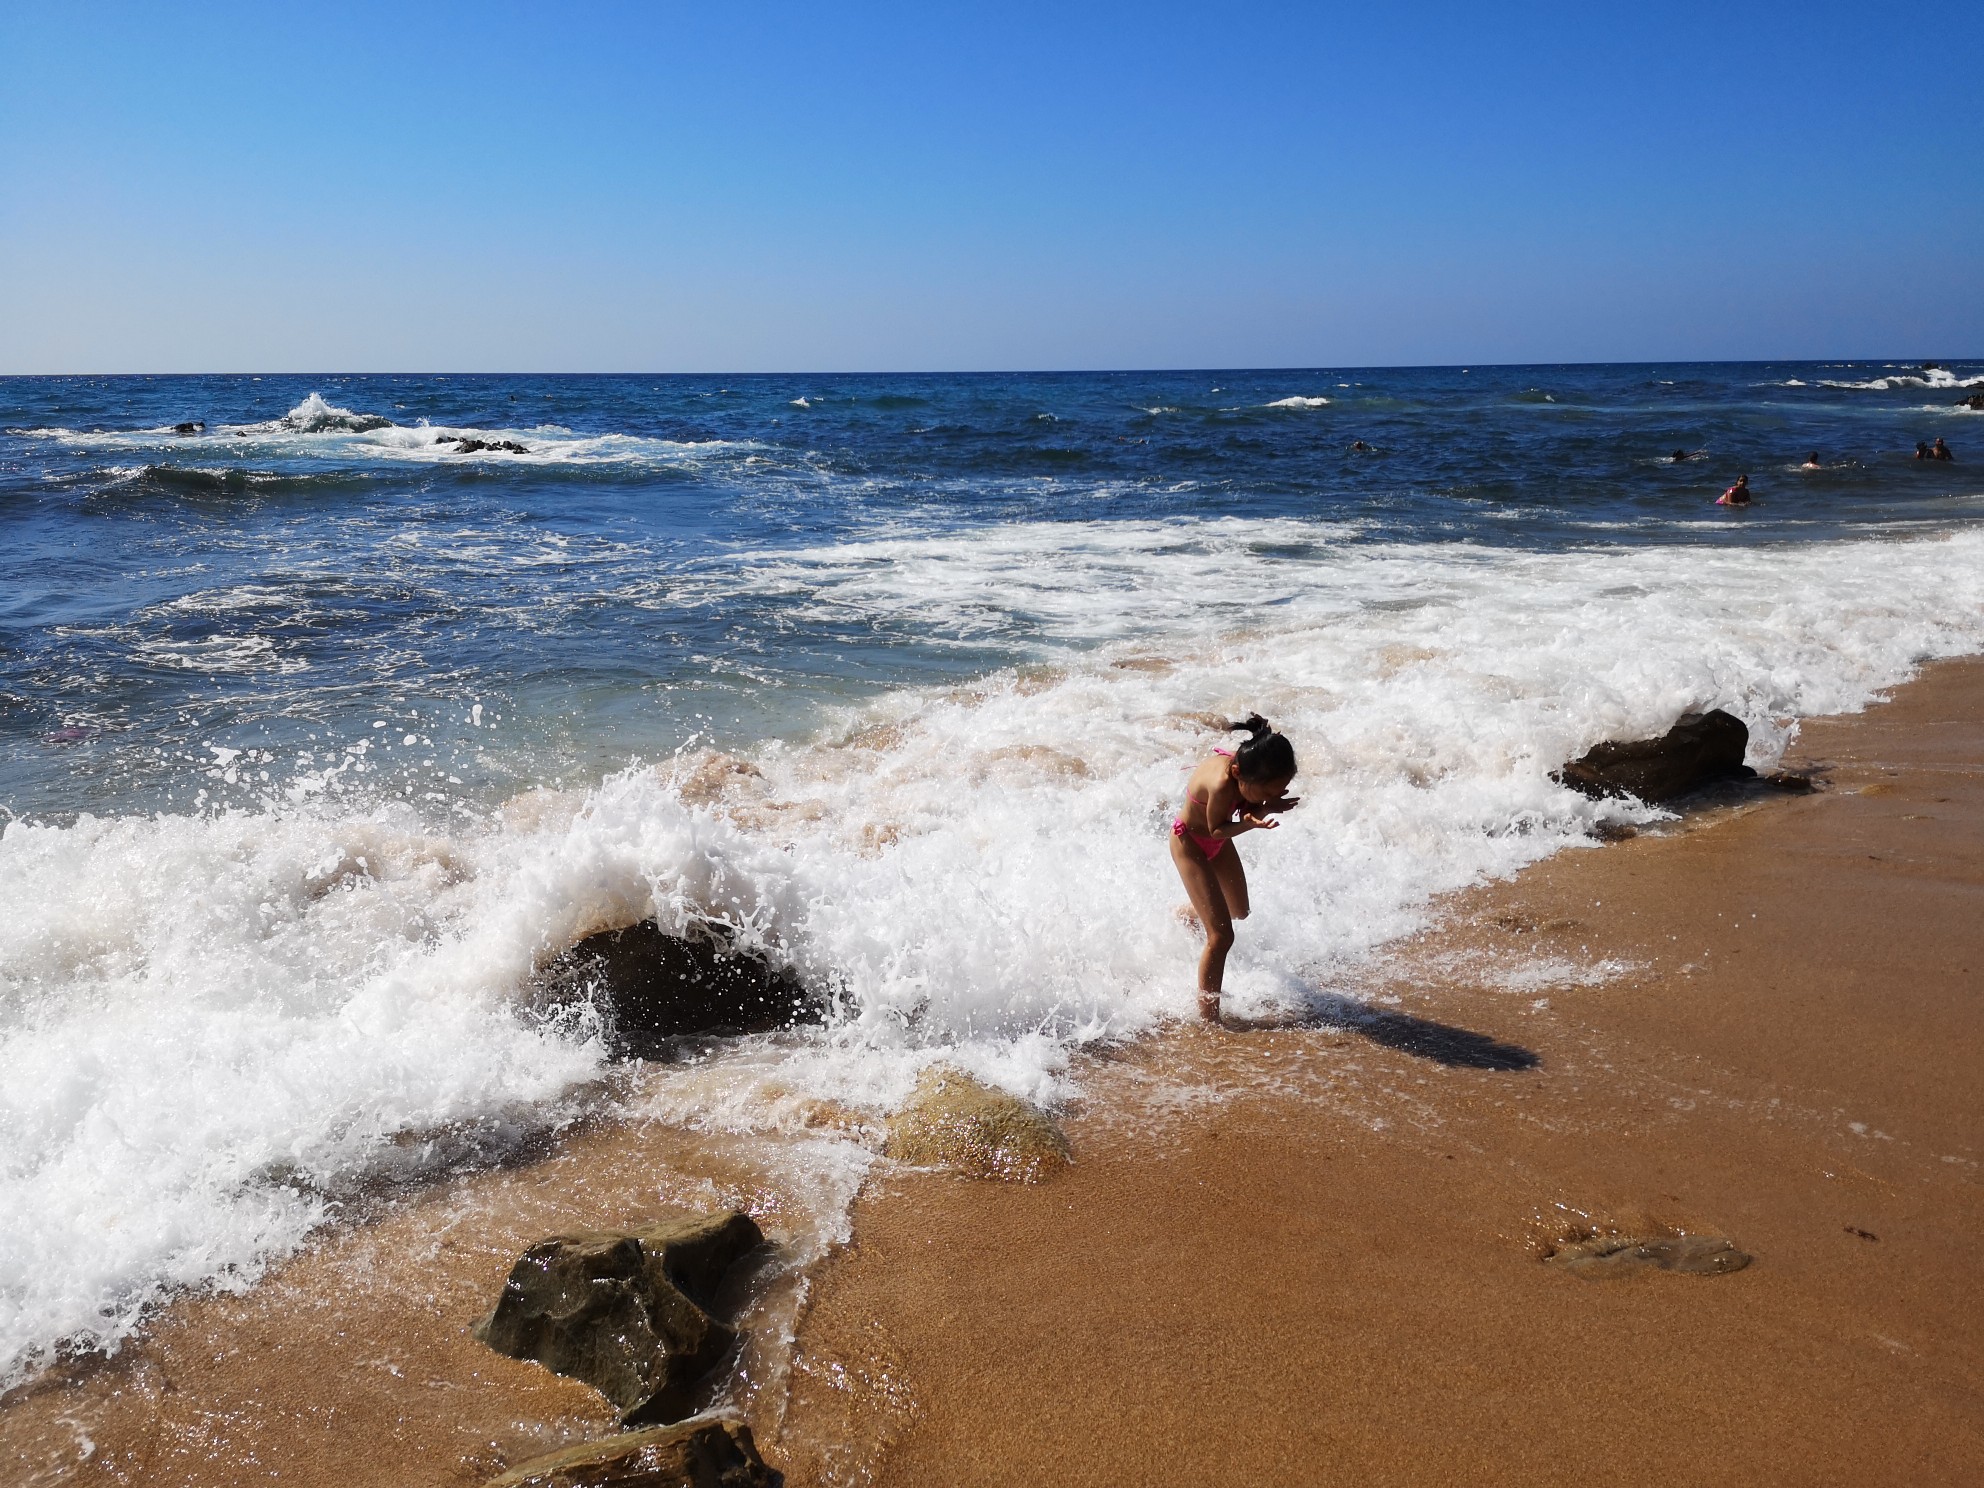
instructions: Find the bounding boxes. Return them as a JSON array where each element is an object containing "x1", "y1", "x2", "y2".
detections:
[{"x1": 1228, "y1": 713, "x2": 1296, "y2": 781}]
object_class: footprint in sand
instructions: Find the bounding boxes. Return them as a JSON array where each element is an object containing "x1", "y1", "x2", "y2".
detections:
[{"x1": 1542, "y1": 1226, "x2": 1752, "y2": 1279}]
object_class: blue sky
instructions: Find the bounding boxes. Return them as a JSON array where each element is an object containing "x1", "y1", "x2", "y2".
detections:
[{"x1": 2, "y1": 2, "x2": 1977, "y2": 372}]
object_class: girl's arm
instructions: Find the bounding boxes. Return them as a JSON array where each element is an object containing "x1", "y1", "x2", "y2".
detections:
[{"x1": 1199, "y1": 777, "x2": 1276, "y2": 839}]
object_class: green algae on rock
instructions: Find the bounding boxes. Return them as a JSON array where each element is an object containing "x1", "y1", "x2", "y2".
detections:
[{"x1": 882, "y1": 1065, "x2": 1072, "y2": 1182}]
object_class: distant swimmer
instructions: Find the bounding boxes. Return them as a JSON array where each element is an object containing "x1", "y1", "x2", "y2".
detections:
[
  {"x1": 1801, "y1": 452, "x2": 1822, "y2": 469},
  {"x1": 1351, "y1": 439, "x2": 1371, "y2": 452},
  {"x1": 1171, "y1": 715, "x2": 1299, "y2": 1024},
  {"x1": 1915, "y1": 441, "x2": 1934, "y2": 460},
  {"x1": 1716, "y1": 474, "x2": 1753, "y2": 507},
  {"x1": 1933, "y1": 437, "x2": 1954, "y2": 461},
  {"x1": 1671, "y1": 449, "x2": 1692, "y2": 463}
]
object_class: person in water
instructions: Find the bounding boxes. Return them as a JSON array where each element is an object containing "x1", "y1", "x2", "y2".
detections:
[
  {"x1": 1802, "y1": 452, "x2": 1822, "y2": 469},
  {"x1": 1716, "y1": 473, "x2": 1752, "y2": 506},
  {"x1": 1671, "y1": 449, "x2": 1692, "y2": 463},
  {"x1": 1171, "y1": 715, "x2": 1299, "y2": 1022},
  {"x1": 1915, "y1": 441, "x2": 1933, "y2": 460},
  {"x1": 1933, "y1": 437, "x2": 1955, "y2": 461}
]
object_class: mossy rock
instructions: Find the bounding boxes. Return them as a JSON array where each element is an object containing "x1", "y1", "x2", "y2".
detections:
[{"x1": 882, "y1": 1066, "x2": 1071, "y2": 1182}]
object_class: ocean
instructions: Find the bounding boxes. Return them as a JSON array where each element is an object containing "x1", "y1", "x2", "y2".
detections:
[{"x1": 2, "y1": 362, "x2": 1981, "y2": 1384}]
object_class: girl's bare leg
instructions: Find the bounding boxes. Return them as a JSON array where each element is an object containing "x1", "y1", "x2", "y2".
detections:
[
  {"x1": 1170, "y1": 833, "x2": 1233, "y2": 1021},
  {"x1": 1210, "y1": 841, "x2": 1250, "y2": 922}
]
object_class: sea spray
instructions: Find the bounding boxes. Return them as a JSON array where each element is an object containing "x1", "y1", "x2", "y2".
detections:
[{"x1": 5, "y1": 520, "x2": 1983, "y2": 1381}]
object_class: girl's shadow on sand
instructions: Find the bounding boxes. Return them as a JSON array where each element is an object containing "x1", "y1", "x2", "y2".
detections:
[{"x1": 1224, "y1": 992, "x2": 1541, "y2": 1072}]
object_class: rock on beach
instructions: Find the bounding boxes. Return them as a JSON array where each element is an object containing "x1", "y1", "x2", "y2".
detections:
[
  {"x1": 484, "y1": 1416, "x2": 781, "y2": 1488},
  {"x1": 882, "y1": 1065, "x2": 1072, "y2": 1182},
  {"x1": 1556, "y1": 709, "x2": 1753, "y2": 804},
  {"x1": 474, "y1": 1211, "x2": 764, "y2": 1428},
  {"x1": 532, "y1": 920, "x2": 820, "y2": 1053}
]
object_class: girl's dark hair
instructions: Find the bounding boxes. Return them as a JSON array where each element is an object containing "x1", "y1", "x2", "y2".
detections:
[{"x1": 1229, "y1": 713, "x2": 1296, "y2": 780}]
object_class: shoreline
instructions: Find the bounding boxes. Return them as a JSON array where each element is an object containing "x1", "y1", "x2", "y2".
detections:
[
  {"x1": 5, "y1": 656, "x2": 1983, "y2": 1484},
  {"x1": 775, "y1": 655, "x2": 1984, "y2": 1484}
]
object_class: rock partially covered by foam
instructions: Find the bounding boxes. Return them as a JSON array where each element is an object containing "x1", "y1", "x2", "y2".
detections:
[
  {"x1": 474, "y1": 1211, "x2": 764, "y2": 1428},
  {"x1": 485, "y1": 1417, "x2": 781, "y2": 1488},
  {"x1": 283, "y1": 404, "x2": 393, "y2": 432},
  {"x1": 1960, "y1": 392, "x2": 1984, "y2": 410},
  {"x1": 534, "y1": 921, "x2": 820, "y2": 1054},
  {"x1": 1556, "y1": 709, "x2": 1752, "y2": 804},
  {"x1": 883, "y1": 1065, "x2": 1072, "y2": 1182},
  {"x1": 440, "y1": 435, "x2": 532, "y2": 454}
]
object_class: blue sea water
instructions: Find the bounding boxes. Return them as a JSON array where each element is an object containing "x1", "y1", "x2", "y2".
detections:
[
  {"x1": 1, "y1": 361, "x2": 1982, "y2": 1380},
  {"x1": 3, "y1": 363, "x2": 1978, "y2": 816}
]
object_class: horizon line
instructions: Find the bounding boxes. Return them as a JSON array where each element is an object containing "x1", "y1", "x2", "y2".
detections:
[{"x1": 1, "y1": 355, "x2": 1976, "y2": 381}]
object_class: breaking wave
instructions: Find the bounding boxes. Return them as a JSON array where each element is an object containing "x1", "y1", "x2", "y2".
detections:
[{"x1": 5, "y1": 518, "x2": 1984, "y2": 1382}]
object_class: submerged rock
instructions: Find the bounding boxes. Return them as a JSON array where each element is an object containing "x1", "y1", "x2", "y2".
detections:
[
  {"x1": 533, "y1": 920, "x2": 819, "y2": 1054},
  {"x1": 486, "y1": 1417, "x2": 780, "y2": 1488},
  {"x1": 1556, "y1": 709, "x2": 1752, "y2": 804},
  {"x1": 172, "y1": 420, "x2": 204, "y2": 434},
  {"x1": 1543, "y1": 1227, "x2": 1752, "y2": 1279},
  {"x1": 475, "y1": 1211, "x2": 764, "y2": 1428},
  {"x1": 882, "y1": 1065, "x2": 1072, "y2": 1182}
]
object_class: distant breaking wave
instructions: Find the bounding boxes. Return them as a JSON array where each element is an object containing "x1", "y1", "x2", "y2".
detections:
[
  {"x1": 1819, "y1": 368, "x2": 1984, "y2": 391},
  {"x1": 20, "y1": 393, "x2": 762, "y2": 470}
]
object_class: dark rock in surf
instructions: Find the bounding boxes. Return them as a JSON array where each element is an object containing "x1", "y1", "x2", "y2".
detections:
[
  {"x1": 1961, "y1": 393, "x2": 1984, "y2": 410},
  {"x1": 485, "y1": 1418, "x2": 781, "y2": 1488},
  {"x1": 1556, "y1": 709, "x2": 1753, "y2": 805},
  {"x1": 172, "y1": 421, "x2": 204, "y2": 435},
  {"x1": 475, "y1": 1211, "x2": 764, "y2": 1429},
  {"x1": 439, "y1": 435, "x2": 532, "y2": 454},
  {"x1": 534, "y1": 920, "x2": 819, "y2": 1053}
]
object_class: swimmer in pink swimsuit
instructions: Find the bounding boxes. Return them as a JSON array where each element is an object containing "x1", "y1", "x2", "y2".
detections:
[
  {"x1": 1170, "y1": 715, "x2": 1300, "y2": 1023},
  {"x1": 1172, "y1": 748, "x2": 1238, "y2": 858}
]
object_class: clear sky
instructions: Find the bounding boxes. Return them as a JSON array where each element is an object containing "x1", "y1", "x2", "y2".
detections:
[{"x1": 2, "y1": 2, "x2": 1977, "y2": 372}]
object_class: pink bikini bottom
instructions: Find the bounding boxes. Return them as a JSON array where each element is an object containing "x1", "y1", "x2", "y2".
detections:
[{"x1": 1172, "y1": 818, "x2": 1226, "y2": 859}]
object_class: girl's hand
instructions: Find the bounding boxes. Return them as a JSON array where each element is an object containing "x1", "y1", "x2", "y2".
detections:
[
  {"x1": 1261, "y1": 795, "x2": 1300, "y2": 815},
  {"x1": 1239, "y1": 811, "x2": 1279, "y2": 831}
]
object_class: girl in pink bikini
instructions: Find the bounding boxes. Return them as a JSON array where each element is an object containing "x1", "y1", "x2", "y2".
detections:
[{"x1": 1171, "y1": 714, "x2": 1300, "y2": 1022}]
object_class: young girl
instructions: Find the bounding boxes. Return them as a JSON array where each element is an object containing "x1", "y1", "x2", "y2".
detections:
[{"x1": 1171, "y1": 714, "x2": 1299, "y2": 1022}]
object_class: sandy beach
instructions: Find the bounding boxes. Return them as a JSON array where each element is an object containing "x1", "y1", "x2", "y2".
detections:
[
  {"x1": 776, "y1": 655, "x2": 1984, "y2": 1485},
  {"x1": 5, "y1": 656, "x2": 1981, "y2": 1486}
]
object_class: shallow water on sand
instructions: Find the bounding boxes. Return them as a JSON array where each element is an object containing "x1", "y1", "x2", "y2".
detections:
[{"x1": 2, "y1": 364, "x2": 1982, "y2": 1385}]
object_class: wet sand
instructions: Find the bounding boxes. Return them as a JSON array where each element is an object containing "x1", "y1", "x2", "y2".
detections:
[
  {"x1": 5, "y1": 658, "x2": 1982, "y2": 1485},
  {"x1": 779, "y1": 657, "x2": 1984, "y2": 1485}
]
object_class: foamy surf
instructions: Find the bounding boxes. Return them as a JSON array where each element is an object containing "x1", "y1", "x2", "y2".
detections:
[
  {"x1": 22, "y1": 392, "x2": 765, "y2": 471},
  {"x1": 5, "y1": 515, "x2": 1984, "y2": 1384},
  {"x1": 1819, "y1": 368, "x2": 1984, "y2": 391}
]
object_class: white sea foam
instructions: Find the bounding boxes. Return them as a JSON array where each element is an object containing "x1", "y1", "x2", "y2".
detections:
[
  {"x1": 1820, "y1": 368, "x2": 1984, "y2": 391},
  {"x1": 4, "y1": 520, "x2": 1984, "y2": 1379},
  {"x1": 23, "y1": 394, "x2": 763, "y2": 471},
  {"x1": 1265, "y1": 396, "x2": 1332, "y2": 408}
]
